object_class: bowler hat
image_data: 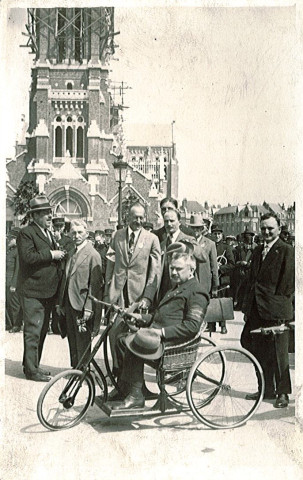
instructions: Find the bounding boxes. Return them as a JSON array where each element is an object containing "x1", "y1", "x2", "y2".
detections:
[
  {"x1": 166, "y1": 239, "x2": 195, "y2": 256},
  {"x1": 95, "y1": 229, "x2": 104, "y2": 236},
  {"x1": 52, "y1": 217, "x2": 65, "y2": 226},
  {"x1": 125, "y1": 328, "x2": 164, "y2": 360},
  {"x1": 211, "y1": 224, "x2": 223, "y2": 233},
  {"x1": 188, "y1": 213, "x2": 204, "y2": 228},
  {"x1": 104, "y1": 228, "x2": 114, "y2": 235},
  {"x1": 281, "y1": 225, "x2": 289, "y2": 233},
  {"x1": 29, "y1": 195, "x2": 53, "y2": 213}
]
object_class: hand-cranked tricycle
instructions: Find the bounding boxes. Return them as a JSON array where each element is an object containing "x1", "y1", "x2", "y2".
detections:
[{"x1": 37, "y1": 298, "x2": 265, "y2": 431}]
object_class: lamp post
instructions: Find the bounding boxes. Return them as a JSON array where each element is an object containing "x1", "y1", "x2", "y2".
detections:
[{"x1": 113, "y1": 153, "x2": 128, "y2": 228}]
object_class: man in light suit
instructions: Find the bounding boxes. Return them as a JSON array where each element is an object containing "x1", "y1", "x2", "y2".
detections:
[
  {"x1": 187, "y1": 214, "x2": 219, "y2": 298},
  {"x1": 17, "y1": 195, "x2": 66, "y2": 381},
  {"x1": 241, "y1": 213, "x2": 295, "y2": 408},
  {"x1": 104, "y1": 203, "x2": 161, "y2": 376},
  {"x1": 57, "y1": 219, "x2": 102, "y2": 368},
  {"x1": 104, "y1": 203, "x2": 161, "y2": 309}
]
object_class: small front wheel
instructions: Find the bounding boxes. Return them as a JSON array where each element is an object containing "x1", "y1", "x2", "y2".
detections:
[{"x1": 37, "y1": 369, "x2": 94, "y2": 431}]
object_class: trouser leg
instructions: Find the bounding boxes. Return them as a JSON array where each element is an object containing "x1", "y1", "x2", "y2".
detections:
[
  {"x1": 22, "y1": 296, "x2": 52, "y2": 374},
  {"x1": 121, "y1": 349, "x2": 144, "y2": 389},
  {"x1": 65, "y1": 300, "x2": 91, "y2": 368},
  {"x1": 274, "y1": 331, "x2": 291, "y2": 394},
  {"x1": 8, "y1": 290, "x2": 22, "y2": 328}
]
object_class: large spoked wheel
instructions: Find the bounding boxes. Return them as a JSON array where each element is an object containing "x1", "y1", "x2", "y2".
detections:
[
  {"x1": 187, "y1": 346, "x2": 264, "y2": 429},
  {"x1": 159, "y1": 336, "x2": 218, "y2": 410},
  {"x1": 37, "y1": 369, "x2": 95, "y2": 431}
]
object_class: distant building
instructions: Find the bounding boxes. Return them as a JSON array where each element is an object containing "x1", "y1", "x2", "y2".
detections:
[
  {"x1": 214, "y1": 202, "x2": 295, "y2": 237},
  {"x1": 180, "y1": 199, "x2": 211, "y2": 225},
  {"x1": 124, "y1": 123, "x2": 178, "y2": 199}
]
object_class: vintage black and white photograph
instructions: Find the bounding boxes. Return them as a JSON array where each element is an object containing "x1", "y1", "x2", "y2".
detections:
[{"x1": 2, "y1": 1, "x2": 303, "y2": 479}]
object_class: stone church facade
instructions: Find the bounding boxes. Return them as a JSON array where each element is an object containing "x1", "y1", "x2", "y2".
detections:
[{"x1": 6, "y1": 8, "x2": 177, "y2": 231}]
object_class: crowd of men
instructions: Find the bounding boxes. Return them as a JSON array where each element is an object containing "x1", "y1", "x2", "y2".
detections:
[{"x1": 6, "y1": 193, "x2": 295, "y2": 410}]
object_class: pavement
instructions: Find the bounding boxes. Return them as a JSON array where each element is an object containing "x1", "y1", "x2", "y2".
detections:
[{"x1": 1, "y1": 311, "x2": 303, "y2": 480}]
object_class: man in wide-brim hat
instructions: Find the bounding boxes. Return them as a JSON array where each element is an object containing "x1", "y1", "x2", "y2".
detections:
[
  {"x1": 111, "y1": 246, "x2": 209, "y2": 410},
  {"x1": 16, "y1": 194, "x2": 66, "y2": 381},
  {"x1": 187, "y1": 213, "x2": 219, "y2": 300}
]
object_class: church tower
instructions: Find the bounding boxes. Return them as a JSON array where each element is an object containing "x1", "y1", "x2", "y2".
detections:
[{"x1": 24, "y1": 8, "x2": 117, "y2": 224}]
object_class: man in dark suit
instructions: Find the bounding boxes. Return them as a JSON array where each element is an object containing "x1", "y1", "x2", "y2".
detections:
[
  {"x1": 157, "y1": 208, "x2": 196, "y2": 302},
  {"x1": 211, "y1": 225, "x2": 235, "y2": 334},
  {"x1": 57, "y1": 219, "x2": 103, "y2": 368},
  {"x1": 17, "y1": 195, "x2": 66, "y2": 381},
  {"x1": 153, "y1": 197, "x2": 195, "y2": 242},
  {"x1": 112, "y1": 247, "x2": 209, "y2": 409},
  {"x1": 241, "y1": 213, "x2": 295, "y2": 408},
  {"x1": 50, "y1": 217, "x2": 74, "y2": 334}
]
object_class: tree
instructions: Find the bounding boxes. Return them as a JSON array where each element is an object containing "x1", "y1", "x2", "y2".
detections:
[
  {"x1": 13, "y1": 180, "x2": 39, "y2": 225},
  {"x1": 121, "y1": 190, "x2": 141, "y2": 226}
]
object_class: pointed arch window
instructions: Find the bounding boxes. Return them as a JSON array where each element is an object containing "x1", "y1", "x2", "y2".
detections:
[
  {"x1": 77, "y1": 127, "x2": 84, "y2": 158},
  {"x1": 66, "y1": 126, "x2": 73, "y2": 157},
  {"x1": 55, "y1": 126, "x2": 62, "y2": 157},
  {"x1": 54, "y1": 115, "x2": 86, "y2": 162}
]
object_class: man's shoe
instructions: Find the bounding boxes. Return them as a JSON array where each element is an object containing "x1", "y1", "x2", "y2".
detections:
[
  {"x1": 112, "y1": 392, "x2": 145, "y2": 410},
  {"x1": 9, "y1": 326, "x2": 21, "y2": 333},
  {"x1": 38, "y1": 368, "x2": 51, "y2": 376},
  {"x1": 25, "y1": 372, "x2": 51, "y2": 382},
  {"x1": 220, "y1": 326, "x2": 228, "y2": 334},
  {"x1": 274, "y1": 394, "x2": 289, "y2": 408},
  {"x1": 108, "y1": 388, "x2": 126, "y2": 401},
  {"x1": 264, "y1": 392, "x2": 276, "y2": 400}
]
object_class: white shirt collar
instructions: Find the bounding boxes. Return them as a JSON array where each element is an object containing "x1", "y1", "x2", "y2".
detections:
[
  {"x1": 128, "y1": 226, "x2": 141, "y2": 242},
  {"x1": 264, "y1": 236, "x2": 279, "y2": 251},
  {"x1": 75, "y1": 239, "x2": 88, "y2": 253},
  {"x1": 170, "y1": 229, "x2": 180, "y2": 243}
]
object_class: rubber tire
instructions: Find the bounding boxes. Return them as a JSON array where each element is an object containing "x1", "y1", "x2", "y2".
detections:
[
  {"x1": 187, "y1": 346, "x2": 264, "y2": 429},
  {"x1": 37, "y1": 369, "x2": 94, "y2": 431}
]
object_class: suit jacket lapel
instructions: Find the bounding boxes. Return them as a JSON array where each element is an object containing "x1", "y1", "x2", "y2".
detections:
[
  {"x1": 33, "y1": 223, "x2": 51, "y2": 247},
  {"x1": 128, "y1": 229, "x2": 144, "y2": 264},
  {"x1": 70, "y1": 244, "x2": 89, "y2": 276},
  {"x1": 259, "y1": 239, "x2": 282, "y2": 272},
  {"x1": 118, "y1": 229, "x2": 129, "y2": 265}
]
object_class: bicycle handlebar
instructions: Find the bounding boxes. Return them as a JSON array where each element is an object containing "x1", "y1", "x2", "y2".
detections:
[{"x1": 88, "y1": 295, "x2": 150, "y2": 329}]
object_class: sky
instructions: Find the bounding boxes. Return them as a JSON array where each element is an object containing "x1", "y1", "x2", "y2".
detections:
[{"x1": 2, "y1": 3, "x2": 302, "y2": 207}]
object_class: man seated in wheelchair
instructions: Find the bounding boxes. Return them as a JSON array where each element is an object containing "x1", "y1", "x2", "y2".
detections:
[{"x1": 111, "y1": 241, "x2": 209, "y2": 410}]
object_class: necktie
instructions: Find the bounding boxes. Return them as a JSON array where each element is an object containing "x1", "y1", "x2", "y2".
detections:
[
  {"x1": 166, "y1": 235, "x2": 172, "y2": 249},
  {"x1": 262, "y1": 244, "x2": 269, "y2": 261},
  {"x1": 128, "y1": 232, "x2": 135, "y2": 258}
]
